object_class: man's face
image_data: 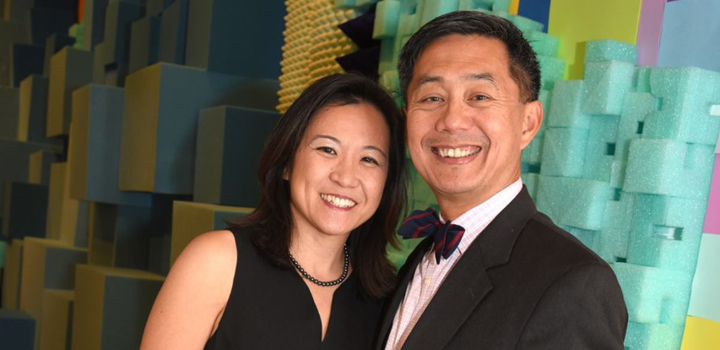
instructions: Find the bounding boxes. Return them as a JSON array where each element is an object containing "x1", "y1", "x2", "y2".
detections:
[{"x1": 405, "y1": 34, "x2": 542, "y2": 219}]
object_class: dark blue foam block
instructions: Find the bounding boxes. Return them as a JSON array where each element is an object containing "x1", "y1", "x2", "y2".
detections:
[
  {"x1": 103, "y1": 0, "x2": 145, "y2": 66},
  {"x1": 0, "y1": 87, "x2": 19, "y2": 140},
  {"x1": 185, "y1": 0, "x2": 285, "y2": 79},
  {"x1": 194, "y1": 106, "x2": 280, "y2": 207},
  {"x1": 147, "y1": 193, "x2": 188, "y2": 275},
  {"x1": 3, "y1": 182, "x2": 48, "y2": 240},
  {"x1": 104, "y1": 63, "x2": 129, "y2": 87},
  {"x1": 0, "y1": 309, "x2": 35, "y2": 350},
  {"x1": 158, "y1": 0, "x2": 188, "y2": 65},
  {"x1": 518, "y1": 0, "x2": 550, "y2": 33},
  {"x1": 43, "y1": 33, "x2": 75, "y2": 77},
  {"x1": 146, "y1": 0, "x2": 173, "y2": 17},
  {"x1": 2, "y1": 0, "x2": 31, "y2": 22},
  {"x1": 91, "y1": 202, "x2": 153, "y2": 270},
  {"x1": 0, "y1": 140, "x2": 61, "y2": 183},
  {"x1": 32, "y1": 0, "x2": 79, "y2": 12},
  {"x1": 0, "y1": 19, "x2": 28, "y2": 87},
  {"x1": 27, "y1": 7, "x2": 77, "y2": 46},
  {"x1": 129, "y1": 16, "x2": 160, "y2": 74},
  {"x1": 81, "y1": 0, "x2": 110, "y2": 51},
  {"x1": 10, "y1": 44, "x2": 44, "y2": 87}
]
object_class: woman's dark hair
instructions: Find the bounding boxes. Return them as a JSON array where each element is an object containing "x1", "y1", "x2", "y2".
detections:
[
  {"x1": 398, "y1": 10, "x2": 541, "y2": 103},
  {"x1": 232, "y1": 73, "x2": 407, "y2": 299}
]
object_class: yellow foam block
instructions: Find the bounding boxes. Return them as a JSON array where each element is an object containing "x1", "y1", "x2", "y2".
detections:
[
  {"x1": 39, "y1": 289, "x2": 73, "y2": 350},
  {"x1": 681, "y1": 316, "x2": 720, "y2": 349},
  {"x1": 46, "y1": 163, "x2": 85, "y2": 247},
  {"x1": 2, "y1": 239, "x2": 24, "y2": 309},
  {"x1": 72, "y1": 265, "x2": 164, "y2": 350},
  {"x1": 170, "y1": 201, "x2": 253, "y2": 266},
  {"x1": 547, "y1": 0, "x2": 642, "y2": 79}
]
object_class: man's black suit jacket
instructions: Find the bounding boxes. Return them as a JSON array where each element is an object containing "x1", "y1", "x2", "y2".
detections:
[{"x1": 377, "y1": 188, "x2": 628, "y2": 349}]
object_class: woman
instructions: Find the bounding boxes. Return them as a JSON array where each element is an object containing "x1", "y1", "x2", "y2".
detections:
[{"x1": 140, "y1": 73, "x2": 407, "y2": 349}]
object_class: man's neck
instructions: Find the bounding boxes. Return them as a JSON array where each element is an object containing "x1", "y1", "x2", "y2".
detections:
[{"x1": 435, "y1": 178, "x2": 522, "y2": 221}]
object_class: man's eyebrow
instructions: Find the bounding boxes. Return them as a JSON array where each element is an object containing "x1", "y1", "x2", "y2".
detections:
[
  {"x1": 415, "y1": 75, "x2": 443, "y2": 88},
  {"x1": 463, "y1": 72, "x2": 498, "y2": 88}
]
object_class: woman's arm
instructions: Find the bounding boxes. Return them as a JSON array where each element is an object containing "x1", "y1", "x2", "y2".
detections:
[{"x1": 140, "y1": 230, "x2": 237, "y2": 350}]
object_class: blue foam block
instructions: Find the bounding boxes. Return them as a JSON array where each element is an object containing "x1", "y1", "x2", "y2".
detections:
[
  {"x1": 0, "y1": 140, "x2": 61, "y2": 183},
  {"x1": 582, "y1": 60, "x2": 635, "y2": 115},
  {"x1": 10, "y1": 44, "x2": 44, "y2": 87},
  {"x1": 2, "y1": 182, "x2": 48, "y2": 240},
  {"x1": 0, "y1": 19, "x2": 27, "y2": 86},
  {"x1": 128, "y1": 16, "x2": 161, "y2": 74},
  {"x1": 626, "y1": 194, "x2": 707, "y2": 272},
  {"x1": 80, "y1": 0, "x2": 110, "y2": 51},
  {"x1": 0, "y1": 309, "x2": 35, "y2": 350},
  {"x1": 0, "y1": 86, "x2": 19, "y2": 140},
  {"x1": 146, "y1": 0, "x2": 173, "y2": 16},
  {"x1": 90, "y1": 202, "x2": 155, "y2": 270},
  {"x1": 536, "y1": 175, "x2": 614, "y2": 231},
  {"x1": 185, "y1": 0, "x2": 285, "y2": 79},
  {"x1": 158, "y1": 0, "x2": 188, "y2": 65},
  {"x1": 643, "y1": 67, "x2": 720, "y2": 145},
  {"x1": 103, "y1": 0, "x2": 145, "y2": 66},
  {"x1": 539, "y1": 127, "x2": 588, "y2": 177},
  {"x1": 518, "y1": 0, "x2": 550, "y2": 32},
  {"x1": 624, "y1": 139, "x2": 715, "y2": 199},
  {"x1": 613, "y1": 262, "x2": 693, "y2": 325}
]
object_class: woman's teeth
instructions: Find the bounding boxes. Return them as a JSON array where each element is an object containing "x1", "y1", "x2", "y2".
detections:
[
  {"x1": 436, "y1": 147, "x2": 481, "y2": 158},
  {"x1": 320, "y1": 194, "x2": 357, "y2": 208}
]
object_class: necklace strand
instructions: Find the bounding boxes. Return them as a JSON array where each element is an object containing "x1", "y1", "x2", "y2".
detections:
[{"x1": 289, "y1": 244, "x2": 349, "y2": 287}]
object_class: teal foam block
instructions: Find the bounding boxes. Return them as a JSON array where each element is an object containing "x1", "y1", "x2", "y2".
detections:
[
  {"x1": 9, "y1": 44, "x2": 44, "y2": 87},
  {"x1": 146, "y1": 193, "x2": 184, "y2": 276},
  {"x1": 687, "y1": 233, "x2": 720, "y2": 322},
  {"x1": 626, "y1": 194, "x2": 706, "y2": 272},
  {"x1": 536, "y1": 55, "x2": 564, "y2": 90},
  {"x1": 46, "y1": 47, "x2": 93, "y2": 137},
  {"x1": 547, "y1": 80, "x2": 591, "y2": 128},
  {"x1": 458, "y1": 0, "x2": 510, "y2": 12},
  {"x1": 616, "y1": 92, "x2": 658, "y2": 163},
  {"x1": 92, "y1": 42, "x2": 106, "y2": 84},
  {"x1": 582, "y1": 60, "x2": 635, "y2": 116},
  {"x1": 0, "y1": 86, "x2": 19, "y2": 140},
  {"x1": 103, "y1": 0, "x2": 145, "y2": 66},
  {"x1": 0, "y1": 310, "x2": 35, "y2": 350},
  {"x1": 43, "y1": 33, "x2": 75, "y2": 77},
  {"x1": 69, "y1": 84, "x2": 152, "y2": 206},
  {"x1": 119, "y1": 63, "x2": 279, "y2": 194},
  {"x1": 373, "y1": 0, "x2": 401, "y2": 39},
  {"x1": 634, "y1": 67, "x2": 651, "y2": 93},
  {"x1": 584, "y1": 39, "x2": 638, "y2": 64},
  {"x1": 158, "y1": 0, "x2": 188, "y2": 65},
  {"x1": 612, "y1": 262, "x2": 693, "y2": 325},
  {"x1": 644, "y1": 67, "x2": 720, "y2": 145},
  {"x1": 624, "y1": 139, "x2": 715, "y2": 199},
  {"x1": 146, "y1": 0, "x2": 173, "y2": 16},
  {"x1": 80, "y1": 0, "x2": 110, "y2": 51},
  {"x1": 539, "y1": 127, "x2": 588, "y2": 177},
  {"x1": 527, "y1": 30, "x2": 559, "y2": 57},
  {"x1": 2, "y1": 0, "x2": 31, "y2": 21},
  {"x1": 194, "y1": 106, "x2": 280, "y2": 207},
  {"x1": 0, "y1": 19, "x2": 27, "y2": 86},
  {"x1": 90, "y1": 202, "x2": 155, "y2": 270},
  {"x1": 128, "y1": 16, "x2": 160, "y2": 74},
  {"x1": 595, "y1": 191, "x2": 636, "y2": 263},
  {"x1": 624, "y1": 321, "x2": 684, "y2": 350},
  {"x1": 582, "y1": 115, "x2": 620, "y2": 183},
  {"x1": 536, "y1": 175, "x2": 613, "y2": 231},
  {"x1": 520, "y1": 172, "x2": 539, "y2": 201},
  {"x1": 559, "y1": 225, "x2": 597, "y2": 252},
  {"x1": 521, "y1": 131, "x2": 544, "y2": 166},
  {"x1": 2, "y1": 182, "x2": 48, "y2": 240},
  {"x1": 27, "y1": 7, "x2": 76, "y2": 46},
  {"x1": 505, "y1": 13, "x2": 543, "y2": 34},
  {"x1": 419, "y1": 0, "x2": 459, "y2": 26},
  {"x1": 185, "y1": 0, "x2": 285, "y2": 79},
  {"x1": 19, "y1": 76, "x2": 58, "y2": 147},
  {"x1": 0, "y1": 140, "x2": 61, "y2": 183}
]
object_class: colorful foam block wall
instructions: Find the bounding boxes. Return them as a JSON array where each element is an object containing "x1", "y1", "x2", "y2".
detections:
[{"x1": 1, "y1": 1, "x2": 720, "y2": 349}]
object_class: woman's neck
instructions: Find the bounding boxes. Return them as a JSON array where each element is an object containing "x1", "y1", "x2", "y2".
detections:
[{"x1": 289, "y1": 231, "x2": 348, "y2": 280}]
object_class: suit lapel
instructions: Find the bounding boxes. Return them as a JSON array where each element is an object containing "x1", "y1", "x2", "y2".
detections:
[
  {"x1": 399, "y1": 188, "x2": 538, "y2": 350},
  {"x1": 376, "y1": 237, "x2": 433, "y2": 350}
]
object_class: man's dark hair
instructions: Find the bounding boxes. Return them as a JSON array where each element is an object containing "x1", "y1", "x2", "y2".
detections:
[
  {"x1": 398, "y1": 10, "x2": 540, "y2": 103},
  {"x1": 232, "y1": 73, "x2": 407, "y2": 300}
]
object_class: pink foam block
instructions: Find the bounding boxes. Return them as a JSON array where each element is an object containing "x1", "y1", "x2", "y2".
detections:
[
  {"x1": 704, "y1": 154, "x2": 720, "y2": 234},
  {"x1": 636, "y1": 0, "x2": 665, "y2": 66}
]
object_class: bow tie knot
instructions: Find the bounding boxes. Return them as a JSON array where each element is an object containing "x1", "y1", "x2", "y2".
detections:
[{"x1": 398, "y1": 208, "x2": 465, "y2": 264}]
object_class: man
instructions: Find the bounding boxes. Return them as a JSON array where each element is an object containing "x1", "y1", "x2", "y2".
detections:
[{"x1": 377, "y1": 11, "x2": 628, "y2": 350}]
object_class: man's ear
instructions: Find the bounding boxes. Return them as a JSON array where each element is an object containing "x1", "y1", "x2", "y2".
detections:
[{"x1": 520, "y1": 100, "x2": 543, "y2": 150}]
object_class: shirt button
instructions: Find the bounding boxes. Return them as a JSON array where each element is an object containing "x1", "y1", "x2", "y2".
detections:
[{"x1": 423, "y1": 278, "x2": 432, "y2": 286}]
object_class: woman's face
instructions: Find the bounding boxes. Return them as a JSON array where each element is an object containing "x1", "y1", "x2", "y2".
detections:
[{"x1": 288, "y1": 102, "x2": 390, "y2": 239}]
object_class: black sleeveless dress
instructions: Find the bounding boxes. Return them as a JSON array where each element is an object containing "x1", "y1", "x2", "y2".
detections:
[{"x1": 204, "y1": 227, "x2": 385, "y2": 349}]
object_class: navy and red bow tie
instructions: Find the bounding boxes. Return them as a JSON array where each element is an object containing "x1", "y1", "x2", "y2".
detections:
[{"x1": 398, "y1": 208, "x2": 466, "y2": 264}]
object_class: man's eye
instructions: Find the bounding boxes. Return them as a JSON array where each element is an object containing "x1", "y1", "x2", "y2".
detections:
[
  {"x1": 471, "y1": 94, "x2": 488, "y2": 101},
  {"x1": 361, "y1": 156, "x2": 379, "y2": 165},
  {"x1": 317, "y1": 147, "x2": 336, "y2": 155},
  {"x1": 421, "y1": 96, "x2": 442, "y2": 103}
]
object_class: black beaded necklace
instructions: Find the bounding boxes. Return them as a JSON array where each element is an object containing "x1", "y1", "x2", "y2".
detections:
[{"x1": 289, "y1": 244, "x2": 349, "y2": 287}]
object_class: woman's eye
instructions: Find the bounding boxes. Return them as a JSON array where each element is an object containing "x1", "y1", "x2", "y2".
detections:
[
  {"x1": 317, "y1": 146, "x2": 336, "y2": 155},
  {"x1": 361, "y1": 156, "x2": 379, "y2": 165}
]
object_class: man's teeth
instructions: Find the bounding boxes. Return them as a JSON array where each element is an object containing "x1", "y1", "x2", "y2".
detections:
[
  {"x1": 437, "y1": 147, "x2": 481, "y2": 158},
  {"x1": 320, "y1": 194, "x2": 357, "y2": 208}
]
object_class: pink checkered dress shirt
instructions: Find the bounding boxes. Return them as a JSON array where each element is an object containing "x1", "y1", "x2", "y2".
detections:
[{"x1": 384, "y1": 178, "x2": 523, "y2": 350}]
